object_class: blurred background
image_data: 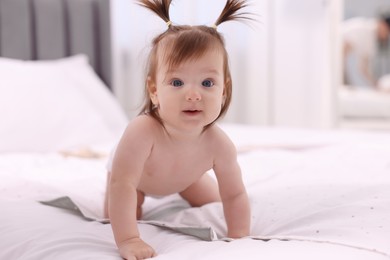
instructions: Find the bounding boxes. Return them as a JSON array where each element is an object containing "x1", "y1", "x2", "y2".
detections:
[{"x1": 110, "y1": 0, "x2": 390, "y2": 130}]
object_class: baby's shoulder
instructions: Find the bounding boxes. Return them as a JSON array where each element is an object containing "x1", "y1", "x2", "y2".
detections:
[
  {"x1": 204, "y1": 124, "x2": 234, "y2": 147},
  {"x1": 124, "y1": 115, "x2": 161, "y2": 136},
  {"x1": 130, "y1": 114, "x2": 160, "y2": 127},
  {"x1": 204, "y1": 125, "x2": 237, "y2": 160}
]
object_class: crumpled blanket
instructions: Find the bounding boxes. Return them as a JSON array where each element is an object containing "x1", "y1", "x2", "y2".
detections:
[{"x1": 41, "y1": 183, "x2": 390, "y2": 259}]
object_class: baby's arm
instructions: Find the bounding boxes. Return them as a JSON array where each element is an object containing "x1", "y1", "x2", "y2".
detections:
[
  {"x1": 217, "y1": 162, "x2": 250, "y2": 238},
  {"x1": 212, "y1": 128, "x2": 250, "y2": 238},
  {"x1": 109, "y1": 180, "x2": 154, "y2": 259},
  {"x1": 109, "y1": 117, "x2": 156, "y2": 259}
]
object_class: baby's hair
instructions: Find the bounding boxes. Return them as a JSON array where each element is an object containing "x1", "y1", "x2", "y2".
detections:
[
  {"x1": 137, "y1": 0, "x2": 171, "y2": 26},
  {"x1": 382, "y1": 15, "x2": 390, "y2": 28},
  {"x1": 137, "y1": 0, "x2": 252, "y2": 127},
  {"x1": 214, "y1": 0, "x2": 253, "y2": 27}
]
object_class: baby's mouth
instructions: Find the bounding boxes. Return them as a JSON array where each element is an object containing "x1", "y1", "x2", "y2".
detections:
[{"x1": 183, "y1": 109, "x2": 201, "y2": 115}]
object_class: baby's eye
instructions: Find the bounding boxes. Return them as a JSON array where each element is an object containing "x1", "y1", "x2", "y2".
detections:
[
  {"x1": 202, "y1": 79, "x2": 214, "y2": 88},
  {"x1": 171, "y1": 79, "x2": 184, "y2": 87}
]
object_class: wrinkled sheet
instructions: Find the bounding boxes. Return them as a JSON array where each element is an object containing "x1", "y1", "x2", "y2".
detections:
[{"x1": 1, "y1": 124, "x2": 390, "y2": 259}]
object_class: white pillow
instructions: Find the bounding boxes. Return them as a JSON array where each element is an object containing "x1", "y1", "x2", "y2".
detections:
[
  {"x1": 378, "y1": 74, "x2": 390, "y2": 91},
  {"x1": 0, "y1": 55, "x2": 128, "y2": 152}
]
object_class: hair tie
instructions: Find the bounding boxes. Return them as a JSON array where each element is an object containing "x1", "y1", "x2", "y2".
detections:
[
  {"x1": 166, "y1": 20, "x2": 172, "y2": 28},
  {"x1": 211, "y1": 24, "x2": 218, "y2": 30}
]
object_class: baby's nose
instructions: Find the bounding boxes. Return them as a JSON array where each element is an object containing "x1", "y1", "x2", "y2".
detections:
[{"x1": 186, "y1": 88, "x2": 201, "y2": 101}]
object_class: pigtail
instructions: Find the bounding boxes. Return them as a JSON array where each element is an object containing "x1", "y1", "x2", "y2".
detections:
[
  {"x1": 214, "y1": 0, "x2": 252, "y2": 27},
  {"x1": 137, "y1": 0, "x2": 172, "y2": 25}
]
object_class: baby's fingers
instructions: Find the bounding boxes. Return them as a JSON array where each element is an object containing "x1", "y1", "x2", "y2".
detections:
[
  {"x1": 137, "y1": 246, "x2": 156, "y2": 259},
  {"x1": 119, "y1": 238, "x2": 156, "y2": 259}
]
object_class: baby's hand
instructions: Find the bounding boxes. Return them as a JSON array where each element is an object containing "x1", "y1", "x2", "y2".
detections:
[{"x1": 118, "y1": 237, "x2": 156, "y2": 260}]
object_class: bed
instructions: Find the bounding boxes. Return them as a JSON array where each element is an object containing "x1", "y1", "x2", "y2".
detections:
[
  {"x1": 1, "y1": 0, "x2": 390, "y2": 259},
  {"x1": 338, "y1": 85, "x2": 390, "y2": 130},
  {"x1": 339, "y1": 86, "x2": 390, "y2": 119}
]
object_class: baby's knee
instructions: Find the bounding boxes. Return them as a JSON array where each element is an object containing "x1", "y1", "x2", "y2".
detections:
[
  {"x1": 104, "y1": 171, "x2": 111, "y2": 218},
  {"x1": 137, "y1": 190, "x2": 145, "y2": 207},
  {"x1": 136, "y1": 191, "x2": 145, "y2": 220}
]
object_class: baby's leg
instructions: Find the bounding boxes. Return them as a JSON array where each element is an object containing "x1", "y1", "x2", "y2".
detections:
[
  {"x1": 136, "y1": 190, "x2": 145, "y2": 220},
  {"x1": 104, "y1": 171, "x2": 145, "y2": 220},
  {"x1": 104, "y1": 172, "x2": 110, "y2": 218},
  {"x1": 179, "y1": 173, "x2": 221, "y2": 207}
]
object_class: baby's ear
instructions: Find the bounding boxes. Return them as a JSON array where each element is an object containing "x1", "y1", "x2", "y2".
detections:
[
  {"x1": 225, "y1": 77, "x2": 231, "y2": 88},
  {"x1": 147, "y1": 76, "x2": 159, "y2": 105},
  {"x1": 223, "y1": 77, "x2": 231, "y2": 95},
  {"x1": 222, "y1": 77, "x2": 231, "y2": 105}
]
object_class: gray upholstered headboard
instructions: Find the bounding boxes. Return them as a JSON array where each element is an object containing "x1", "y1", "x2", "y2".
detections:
[{"x1": 0, "y1": 0, "x2": 112, "y2": 89}]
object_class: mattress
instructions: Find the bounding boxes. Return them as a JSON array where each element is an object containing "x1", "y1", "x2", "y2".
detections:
[{"x1": 1, "y1": 124, "x2": 389, "y2": 260}]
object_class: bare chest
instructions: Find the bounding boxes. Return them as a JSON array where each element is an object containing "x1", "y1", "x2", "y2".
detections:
[{"x1": 139, "y1": 143, "x2": 214, "y2": 195}]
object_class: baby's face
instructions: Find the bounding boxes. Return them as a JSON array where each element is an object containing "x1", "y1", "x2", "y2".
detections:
[{"x1": 149, "y1": 49, "x2": 225, "y2": 134}]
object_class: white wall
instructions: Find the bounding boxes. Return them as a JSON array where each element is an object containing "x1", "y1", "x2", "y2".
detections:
[
  {"x1": 111, "y1": 0, "x2": 341, "y2": 128},
  {"x1": 269, "y1": 0, "x2": 340, "y2": 128}
]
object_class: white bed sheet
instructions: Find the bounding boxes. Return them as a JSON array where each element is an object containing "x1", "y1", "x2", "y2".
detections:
[{"x1": 1, "y1": 124, "x2": 389, "y2": 260}]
